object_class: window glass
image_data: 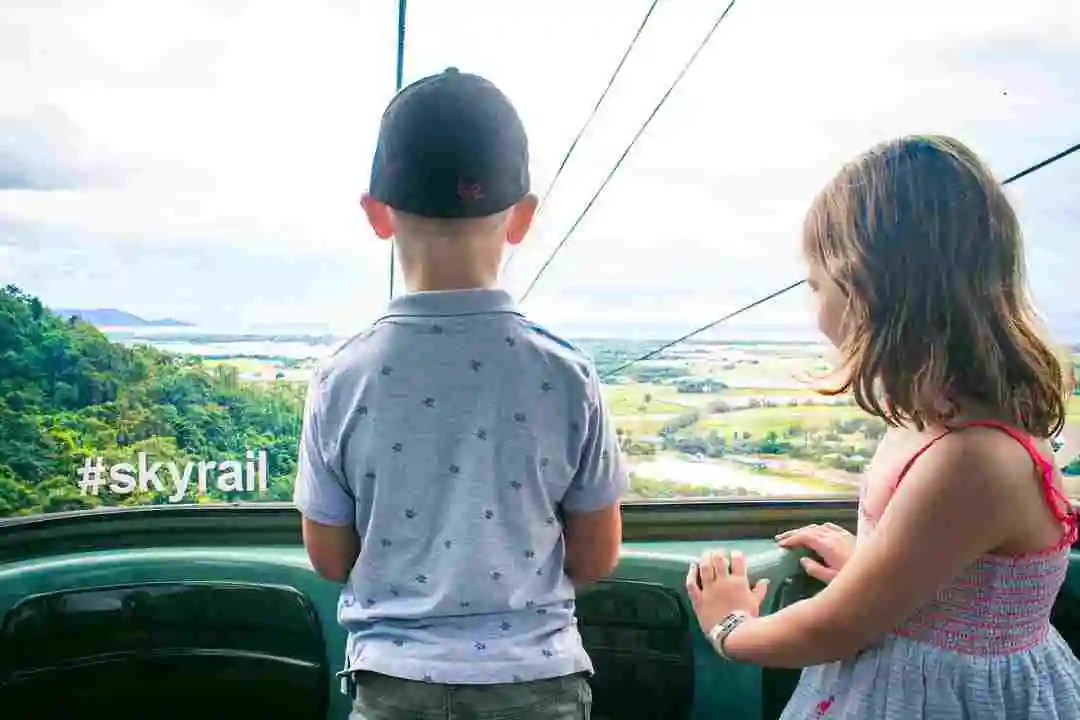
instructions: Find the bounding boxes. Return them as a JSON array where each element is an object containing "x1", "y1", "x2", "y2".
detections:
[{"x1": 1, "y1": 0, "x2": 1076, "y2": 517}]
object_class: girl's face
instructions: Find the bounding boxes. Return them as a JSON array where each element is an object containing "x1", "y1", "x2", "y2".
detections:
[{"x1": 806, "y1": 261, "x2": 847, "y2": 348}]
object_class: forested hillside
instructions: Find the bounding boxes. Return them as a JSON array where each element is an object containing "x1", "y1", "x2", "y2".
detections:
[
  {"x1": 2, "y1": 283, "x2": 1076, "y2": 519},
  {"x1": 0, "y1": 285, "x2": 303, "y2": 518}
]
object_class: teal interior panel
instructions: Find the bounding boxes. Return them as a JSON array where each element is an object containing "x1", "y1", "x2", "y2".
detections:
[
  {"x1": 0, "y1": 540, "x2": 809, "y2": 719},
  {"x1": 3, "y1": 538, "x2": 1078, "y2": 719}
]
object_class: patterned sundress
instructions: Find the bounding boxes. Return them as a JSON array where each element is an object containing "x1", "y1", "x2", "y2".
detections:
[{"x1": 781, "y1": 420, "x2": 1080, "y2": 719}]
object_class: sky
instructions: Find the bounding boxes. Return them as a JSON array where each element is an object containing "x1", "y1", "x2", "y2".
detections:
[{"x1": 0, "y1": 0, "x2": 1077, "y2": 341}]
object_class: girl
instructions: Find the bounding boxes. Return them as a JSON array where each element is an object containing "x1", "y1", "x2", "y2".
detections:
[{"x1": 687, "y1": 135, "x2": 1080, "y2": 718}]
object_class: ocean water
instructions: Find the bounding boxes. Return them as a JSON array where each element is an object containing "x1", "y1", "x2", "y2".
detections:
[
  {"x1": 103, "y1": 325, "x2": 345, "y2": 360},
  {"x1": 103, "y1": 323, "x2": 833, "y2": 362},
  {"x1": 102, "y1": 321, "x2": 1078, "y2": 363}
]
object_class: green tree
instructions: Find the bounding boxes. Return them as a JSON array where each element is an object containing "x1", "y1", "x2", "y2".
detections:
[{"x1": 0, "y1": 285, "x2": 307, "y2": 517}]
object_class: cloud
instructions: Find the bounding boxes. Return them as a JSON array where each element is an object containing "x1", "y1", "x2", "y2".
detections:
[
  {"x1": 0, "y1": 107, "x2": 112, "y2": 190},
  {"x1": 0, "y1": 0, "x2": 1077, "y2": 342},
  {"x1": 0, "y1": 218, "x2": 391, "y2": 329},
  {"x1": 0, "y1": 3, "x2": 235, "y2": 93}
]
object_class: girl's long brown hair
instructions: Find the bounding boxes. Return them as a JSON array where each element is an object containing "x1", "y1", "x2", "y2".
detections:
[{"x1": 804, "y1": 134, "x2": 1067, "y2": 437}]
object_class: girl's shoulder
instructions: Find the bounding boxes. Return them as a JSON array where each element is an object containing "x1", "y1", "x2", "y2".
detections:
[
  {"x1": 872, "y1": 422, "x2": 1051, "y2": 490},
  {"x1": 865, "y1": 422, "x2": 1074, "y2": 553},
  {"x1": 860, "y1": 427, "x2": 959, "y2": 519}
]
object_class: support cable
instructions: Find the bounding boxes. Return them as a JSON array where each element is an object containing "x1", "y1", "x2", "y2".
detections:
[
  {"x1": 517, "y1": 0, "x2": 739, "y2": 303},
  {"x1": 601, "y1": 141, "x2": 1080, "y2": 378},
  {"x1": 388, "y1": 0, "x2": 408, "y2": 300},
  {"x1": 503, "y1": 0, "x2": 662, "y2": 276}
]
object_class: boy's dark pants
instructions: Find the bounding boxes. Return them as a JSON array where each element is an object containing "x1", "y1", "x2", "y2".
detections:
[{"x1": 345, "y1": 671, "x2": 592, "y2": 719}]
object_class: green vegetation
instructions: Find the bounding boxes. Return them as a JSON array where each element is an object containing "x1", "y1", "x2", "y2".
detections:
[
  {"x1": 624, "y1": 473, "x2": 732, "y2": 501},
  {"x1": 720, "y1": 387, "x2": 821, "y2": 397},
  {"x1": 698, "y1": 404, "x2": 871, "y2": 438},
  {"x1": 663, "y1": 409, "x2": 882, "y2": 476},
  {"x1": 574, "y1": 340, "x2": 663, "y2": 379},
  {"x1": 604, "y1": 385, "x2": 688, "y2": 416},
  {"x1": 0, "y1": 285, "x2": 304, "y2": 517},
  {"x1": 603, "y1": 354, "x2": 1080, "y2": 493},
  {"x1": 3, "y1": 285, "x2": 1077, "y2": 517},
  {"x1": 612, "y1": 417, "x2": 670, "y2": 437}
]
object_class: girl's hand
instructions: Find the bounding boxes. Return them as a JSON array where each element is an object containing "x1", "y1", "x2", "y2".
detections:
[
  {"x1": 775, "y1": 522, "x2": 855, "y2": 584},
  {"x1": 685, "y1": 548, "x2": 769, "y2": 634}
]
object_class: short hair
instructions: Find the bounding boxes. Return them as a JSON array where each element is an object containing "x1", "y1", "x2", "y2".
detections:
[{"x1": 391, "y1": 209, "x2": 509, "y2": 242}]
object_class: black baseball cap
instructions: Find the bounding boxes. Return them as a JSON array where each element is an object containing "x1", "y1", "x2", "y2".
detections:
[{"x1": 368, "y1": 67, "x2": 530, "y2": 219}]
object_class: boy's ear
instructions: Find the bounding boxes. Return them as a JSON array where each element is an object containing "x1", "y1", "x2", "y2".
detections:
[
  {"x1": 505, "y1": 193, "x2": 539, "y2": 246},
  {"x1": 360, "y1": 193, "x2": 394, "y2": 240}
]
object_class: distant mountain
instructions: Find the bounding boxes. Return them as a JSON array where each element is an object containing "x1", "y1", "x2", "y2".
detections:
[{"x1": 53, "y1": 308, "x2": 193, "y2": 327}]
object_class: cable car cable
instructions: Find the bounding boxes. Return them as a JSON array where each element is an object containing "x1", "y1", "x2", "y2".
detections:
[
  {"x1": 503, "y1": 0, "x2": 662, "y2": 276},
  {"x1": 517, "y1": 0, "x2": 739, "y2": 304},
  {"x1": 388, "y1": 0, "x2": 408, "y2": 300},
  {"x1": 601, "y1": 140, "x2": 1080, "y2": 378}
]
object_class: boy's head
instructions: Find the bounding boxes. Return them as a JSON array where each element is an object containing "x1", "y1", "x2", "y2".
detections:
[{"x1": 360, "y1": 68, "x2": 537, "y2": 290}]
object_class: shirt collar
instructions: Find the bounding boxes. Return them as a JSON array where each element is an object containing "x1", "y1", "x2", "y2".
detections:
[{"x1": 382, "y1": 288, "x2": 521, "y2": 318}]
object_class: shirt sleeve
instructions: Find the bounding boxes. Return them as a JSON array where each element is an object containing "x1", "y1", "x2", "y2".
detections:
[
  {"x1": 293, "y1": 370, "x2": 355, "y2": 526},
  {"x1": 561, "y1": 367, "x2": 630, "y2": 513}
]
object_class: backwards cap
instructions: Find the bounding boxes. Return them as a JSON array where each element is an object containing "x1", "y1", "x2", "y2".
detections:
[{"x1": 368, "y1": 67, "x2": 530, "y2": 219}]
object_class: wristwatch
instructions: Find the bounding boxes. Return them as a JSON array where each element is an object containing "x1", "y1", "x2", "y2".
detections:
[{"x1": 707, "y1": 611, "x2": 750, "y2": 660}]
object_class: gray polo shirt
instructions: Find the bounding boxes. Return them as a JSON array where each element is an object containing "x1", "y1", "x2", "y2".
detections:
[{"x1": 293, "y1": 288, "x2": 628, "y2": 684}]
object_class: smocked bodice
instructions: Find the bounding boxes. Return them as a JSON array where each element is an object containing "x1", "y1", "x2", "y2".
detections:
[
  {"x1": 859, "y1": 506, "x2": 1069, "y2": 655},
  {"x1": 783, "y1": 422, "x2": 1080, "y2": 717},
  {"x1": 855, "y1": 420, "x2": 1076, "y2": 656}
]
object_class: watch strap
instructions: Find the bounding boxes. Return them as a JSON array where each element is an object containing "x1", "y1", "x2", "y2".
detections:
[{"x1": 707, "y1": 611, "x2": 749, "y2": 660}]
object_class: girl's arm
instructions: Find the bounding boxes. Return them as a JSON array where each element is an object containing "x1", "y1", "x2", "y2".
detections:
[{"x1": 721, "y1": 429, "x2": 1021, "y2": 668}]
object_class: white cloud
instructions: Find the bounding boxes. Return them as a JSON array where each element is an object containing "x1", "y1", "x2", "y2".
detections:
[{"x1": 0, "y1": 0, "x2": 1077, "y2": 339}]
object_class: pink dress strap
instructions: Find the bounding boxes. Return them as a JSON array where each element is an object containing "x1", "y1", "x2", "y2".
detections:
[
  {"x1": 892, "y1": 429, "x2": 954, "y2": 490},
  {"x1": 893, "y1": 420, "x2": 1077, "y2": 549}
]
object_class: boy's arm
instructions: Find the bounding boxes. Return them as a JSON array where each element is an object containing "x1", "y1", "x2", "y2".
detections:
[
  {"x1": 293, "y1": 373, "x2": 359, "y2": 583},
  {"x1": 561, "y1": 370, "x2": 629, "y2": 588}
]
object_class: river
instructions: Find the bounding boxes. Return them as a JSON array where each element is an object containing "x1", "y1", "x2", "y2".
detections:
[{"x1": 630, "y1": 454, "x2": 841, "y2": 496}]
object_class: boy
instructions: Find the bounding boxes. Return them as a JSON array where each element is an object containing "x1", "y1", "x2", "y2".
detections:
[{"x1": 293, "y1": 68, "x2": 627, "y2": 719}]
